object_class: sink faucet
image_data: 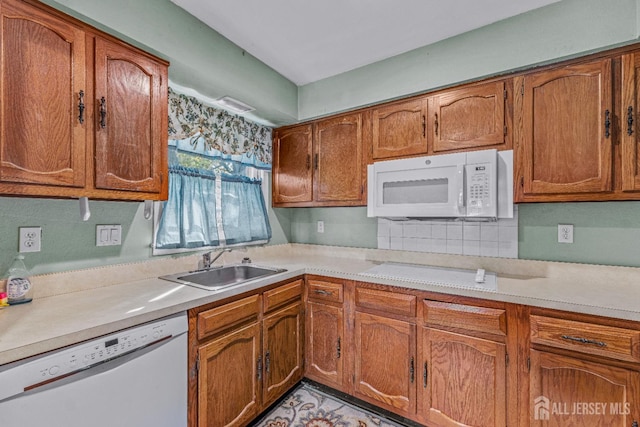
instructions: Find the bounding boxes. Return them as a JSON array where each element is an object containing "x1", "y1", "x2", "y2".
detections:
[{"x1": 202, "y1": 248, "x2": 232, "y2": 269}]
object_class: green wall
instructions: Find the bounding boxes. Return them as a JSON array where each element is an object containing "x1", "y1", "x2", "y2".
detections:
[
  {"x1": 298, "y1": 0, "x2": 639, "y2": 119},
  {"x1": 3, "y1": 0, "x2": 640, "y2": 276}
]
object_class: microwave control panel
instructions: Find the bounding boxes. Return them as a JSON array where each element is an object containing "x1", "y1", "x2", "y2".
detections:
[{"x1": 465, "y1": 162, "x2": 495, "y2": 216}]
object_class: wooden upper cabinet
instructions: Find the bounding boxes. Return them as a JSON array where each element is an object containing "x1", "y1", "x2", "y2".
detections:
[
  {"x1": 272, "y1": 124, "x2": 313, "y2": 204},
  {"x1": 622, "y1": 51, "x2": 640, "y2": 193},
  {"x1": 94, "y1": 37, "x2": 167, "y2": 195},
  {"x1": 429, "y1": 81, "x2": 508, "y2": 154},
  {"x1": 0, "y1": 0, "x2": 86, "y2": 189},
  {"x1": 372, "y1": 98, "x2": 428, "y2": 159},
  {"x1": 314, "y1": 112, "x2": 364, "y2": 204},
  {"x1": 516, "y1": 59, "x2": 614, "y2": 201}
]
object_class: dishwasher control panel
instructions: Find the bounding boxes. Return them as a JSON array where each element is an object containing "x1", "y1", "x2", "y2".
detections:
[{"x1": 0, "y1": 313, "x2": 187, "y2": 402}]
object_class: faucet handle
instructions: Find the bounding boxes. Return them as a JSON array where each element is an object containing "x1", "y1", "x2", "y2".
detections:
[{"x1": 202, "y1": 252, "x2": 211, "y2": 269}]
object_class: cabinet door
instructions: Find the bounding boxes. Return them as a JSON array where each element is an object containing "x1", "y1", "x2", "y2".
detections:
[
  {"x1": 517, "y1": 59, "x2": 613, "y2": 199},
  {"x1": 622, "y1": 51, "x2": 640, "y2": 192},
  {"x1": 306, "y1": 301, "x2": 344, "y2": 388},
  {"x1": 354, "y1": 311, "x2": 416, "y2": 416},
  {"x1": 94, "y1": 37, "x2": 167, "y2": 194},
  {"x1": 429, "y1": 81, "x2": 507, "y2": 153},
  {"x1": 530, "y1": 350, "x2": 640, "y2": 426},
  {"x1": 372, "y1": 98, "x2": 428, "y2": 159},
  {"x1": 0, "y1": 0, "x2": 86, "y2": 189},
  {"x1": 420, "y1": 328, "x2": 506, "y2": 427},
  {"x1": 263, "y1": 301, "x2": 304, "y2": 406},
  {"x1": 272, "y1": 124, "x2": 313, "y2": 205},
  {"x1": 314, "y1": 113, "x2": 364, "y2": 204},
  {"x1": 198, "y1": 322, "x2": 262, "y2": 427}
]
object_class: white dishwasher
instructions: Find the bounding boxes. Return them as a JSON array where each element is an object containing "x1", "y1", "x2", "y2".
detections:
[{"x1": 0, "y1": 312, "x2": 188, "y2": 427}]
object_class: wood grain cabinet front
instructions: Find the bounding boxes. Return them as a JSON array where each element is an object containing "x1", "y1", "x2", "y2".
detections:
[
  {"x1": 272, "y1": 112, "x2": 366, "y2": 207},
  {"x1": 0, "y1": 0, "x2": 168, "y2": 200},
  {"x1": 371, "y1": 98, "x2": 428, "y2": 160}
]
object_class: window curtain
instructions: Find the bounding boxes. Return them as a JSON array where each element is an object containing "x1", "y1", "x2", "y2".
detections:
[{"x1": 155, "y1": 88, "x2": 272, "y2": 251}]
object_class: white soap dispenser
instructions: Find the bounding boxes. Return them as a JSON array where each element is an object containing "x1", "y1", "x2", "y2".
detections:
[{"x1": 5, "y1": 255, "x2": 33, "y2": 305}]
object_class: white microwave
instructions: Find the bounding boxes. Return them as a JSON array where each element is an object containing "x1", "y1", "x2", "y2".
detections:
[{"x1": 367, "y1": 149, "x2": 513, "y2": 219}]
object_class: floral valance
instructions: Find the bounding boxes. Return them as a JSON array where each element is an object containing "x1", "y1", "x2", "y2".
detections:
[{"x1": 168, "y1": 87, "x2": 272, "y2": 170}]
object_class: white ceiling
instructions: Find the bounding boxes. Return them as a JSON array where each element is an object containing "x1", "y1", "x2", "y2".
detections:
[{"x1": 171, "y1": 0, "x2": 561, "y2": 86}]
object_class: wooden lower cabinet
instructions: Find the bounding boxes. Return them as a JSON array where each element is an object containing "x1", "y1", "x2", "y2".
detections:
[
  {"x1": 197, "y1": 322, "x2": 262, "y2": 427},
  {"x1": 420, "y1": 328, "x2": 507, "y2": 427},
  {"x1": 354, "y1": 311, "x2": 417, "y2": 416},
  {"x1": 262, "y1": 301, "x2": 304, "y2": 407},
  {"x1": 306, "y1": 301, "x2": 344, "y2": 388},
  {"x1": 529, "y1": 350, "x2": 640, "y2": 426},
  {"x1": 190, "y1": 279, "x2": 303, "y2": 427}
]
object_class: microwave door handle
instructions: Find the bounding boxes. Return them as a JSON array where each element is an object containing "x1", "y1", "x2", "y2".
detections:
[{"x1": 456, "y1": 164, "x2": 465, "y2": 216}]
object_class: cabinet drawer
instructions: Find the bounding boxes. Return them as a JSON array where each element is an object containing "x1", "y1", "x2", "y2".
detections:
[
  {"x1": 355, "y1": 287, "x2": 416, "y2": 317},
  {"x1": 531, "y1": 315, "x2": 640, "y2": 363},
  {"x1": 423, "y1": 300, "x2": 506, "y2": 336},
  {"x1": 308, "y1": 278, "x2": 344, "y2": 303},
  {"x1": 198, "y1": 295, "x2": 260, "y2": 340},
  {"x1": 263, "y1": 279, "x2": 303, "y2": 313}
]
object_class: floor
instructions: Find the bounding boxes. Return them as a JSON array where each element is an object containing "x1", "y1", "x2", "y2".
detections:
[{"x1": 252, "y1": 383, "x2": 407, "y2": 427}]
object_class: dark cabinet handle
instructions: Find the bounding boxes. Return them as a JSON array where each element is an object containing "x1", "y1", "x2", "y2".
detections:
[
  {"x1": 422, "y1": 115, "x2": 426, "y2": 138},
  {"x1": 99, "y1": 97, "x2": 107, "y2": 129},
  {"x1": 409, "y1": 357, "x2": 415, "y2": 383},
  {"x1": 561, "y1": 334, "x2": 607, "y2": 347},
  {"x1": 336, "y1": 337, "x2": 341, "y2": 359},
  {"x1": 423, "y1": 362, "x2": 428, "y2": 388},
  {"x1": 434, "y1": 113, "x2": 439, "y2": 136},
  {"x1": 605, "y1": 109, "x2": 611, "y2": 138},
  {"x1": 78, "y1": 90, "x2": 85, "y2": 124},
  {"x1": 632, "y1": 420, "x2": 638, "y2": 427},
  {"x1": 265, "y1": 350, "x2": 271, "y2": 374},
  {"x1": 257, "y1": 355, "x2": 262, "y2": 380},
  {"x1": 306, "y1": 154, "x2": 311, "y2": 170},
  {"x1": 314, "y1": 153, "x2": 318, "y2": 170},
  {"x1": 628, "y1": 106, "x2": 634, "y2": 136}
]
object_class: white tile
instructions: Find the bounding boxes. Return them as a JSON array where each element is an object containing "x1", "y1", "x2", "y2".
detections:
[
  {"x1": 498, "y1": 225, "x2": 518, "y2": 243},
  {"x1": 403, "y1": 223, "x2": 418, "y2": 238},
  {"x1": 446, "y1": 223, "x2": 463, "y2": 240},
  {"x1": 432, "y1": 239, "x2": 447, "y2": 254},
  {"x1": 377, "y1": 219, "x2": 390, "y2": 237},
  {"x1": 480, "y1": 223, "x2": 499, "y2": 242},
  {"x1": 499, "y1": 240, "x2": 519, "y2": 259},
  {"x1": 403, "y1": 238, "x2": 419, "y2": 251},
  {"x1": 463, "y1": 240, "x2": 481, "y2": 256},
  {"x1": 498, "y1": 206, "x2": 519, "y2": 227},
  {"x1": 389, "y1": 222, "x2": 404, "y2": 238},
  {"x1": 416, "y1": 223, "x2": 432, "y2": 238},
  {"x1": 446, "y1": 239, "x2": 463, "y2": 255},
  {"x1": 416, "y1": 238, "x2": 433, "y2": 253},
  {"x1": 480, "y1": 241, "x2": 499, "y2": 257},
  {"x1": 377, "y1": 236, "x2": 390, "y2": 250},
  {"x1": 463, "y1": 223, "x2": 480, "y2": 241},
  {"x1": 390, "y1": 237, "x2": 403, "y2": 250},
  {"x1": 432, "y1": 224, "x2": 447, "y2": 239}
]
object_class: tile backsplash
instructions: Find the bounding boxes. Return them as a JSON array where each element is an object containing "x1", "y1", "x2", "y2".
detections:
[{"x1": 377, "y1": 206, "x2": 518, "y2": 258}]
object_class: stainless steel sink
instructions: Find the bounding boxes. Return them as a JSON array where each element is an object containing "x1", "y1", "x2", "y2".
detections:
[{"x1": 159, "y1": 264, "x2": 287, "y2": 291}]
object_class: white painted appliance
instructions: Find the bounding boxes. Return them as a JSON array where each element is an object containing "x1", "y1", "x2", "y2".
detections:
[
  {"x1": 367, "y1": 149, "x2": 513, "y2": 219},
  {"x1": 0, "y1": 312, "x2": 188, "y2": 427}
]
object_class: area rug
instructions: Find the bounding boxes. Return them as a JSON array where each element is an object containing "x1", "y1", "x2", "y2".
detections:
[{"x1": 253, "y1": 384, "x2": 405, "y2": 427}]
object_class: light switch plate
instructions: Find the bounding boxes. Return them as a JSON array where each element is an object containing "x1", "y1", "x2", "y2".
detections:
[
  {"x1": 96, "y1": 225, "x2": 122, "y2": 246},
  {"x1": 317, "y1": 220, "x2": 325, "y2": 233},
  {"x1": 558, "y1": 224, "x2": 574, "y2": 244}
]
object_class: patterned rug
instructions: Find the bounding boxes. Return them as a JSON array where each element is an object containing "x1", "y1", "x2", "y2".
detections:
[{"x1": 252, "y1": 384, "x2": 406, "y2": 427}]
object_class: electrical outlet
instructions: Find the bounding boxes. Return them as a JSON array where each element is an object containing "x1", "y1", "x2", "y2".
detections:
[
  {"x1": 317, "y1": 220, "x2": 325, "y2": 233},
  {"x1": 19, "y1": 227, "x2": 41, "y2": 252},
  {"x1": 558, "y1": 224, "x2": 574, "y2": 244},
  {"x1": 96, "y1": 225, "x2": 122, "y2": 246}
]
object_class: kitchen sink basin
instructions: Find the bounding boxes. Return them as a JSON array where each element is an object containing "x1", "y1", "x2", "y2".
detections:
[{"x1": 159, "y1": 264, "x2": 287, "y2": 291}]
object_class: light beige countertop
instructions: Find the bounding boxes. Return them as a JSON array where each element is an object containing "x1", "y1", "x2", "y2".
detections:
[{"x1": 2, "y1": 243, "x2": 640, "y2": 366}]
